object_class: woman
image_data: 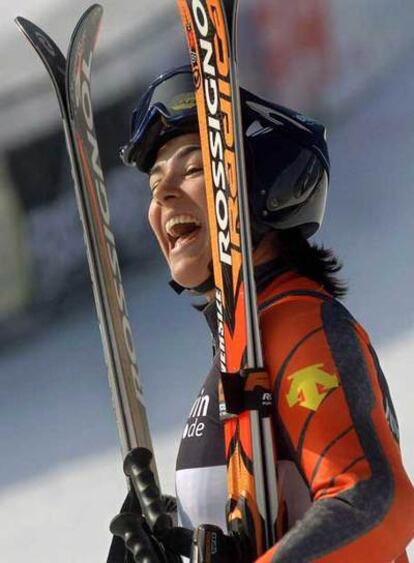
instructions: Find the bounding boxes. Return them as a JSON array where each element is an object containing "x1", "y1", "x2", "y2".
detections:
[{"x1": 108, "y1": 67, "x2": 414, "y2": 562}]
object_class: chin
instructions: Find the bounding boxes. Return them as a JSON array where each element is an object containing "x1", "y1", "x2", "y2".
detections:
[
  {"x1": 168, "y1": 249, "x2": 212, "y2": 290},
  {"x1": 171, "y1": 266, "x2": 211, "y2": 290}
]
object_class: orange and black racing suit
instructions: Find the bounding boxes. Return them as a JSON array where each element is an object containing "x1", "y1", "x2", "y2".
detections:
[{"x1": 175, "y1": 263, "x2": 414, "y2": 562}]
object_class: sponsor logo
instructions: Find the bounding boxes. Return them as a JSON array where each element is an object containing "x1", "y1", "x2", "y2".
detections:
[
  {"x1": 246, "y1": 100, "x2": 312, "y2": 134},
  {"x1": 186, "y1": 0, "x2": 247, "y2": 368},
  {"x1": 170, "y1": 92, "x2": 196, "y2": 111},
  {"x1": 286, "y1": 363, "x2": 339, "y2": 411},
  {"x1": 215, "y1": 288, "x2": 226, "y2": 370},
  {"x1": 191, "y1": 0, "x2": 238, "y2": 268},
  {"x1": 183, "y1": 387, "x2": 210, "y2": 439},
  {"x1": 263, "y1": 392, "x2": 272, "y2": 406}
]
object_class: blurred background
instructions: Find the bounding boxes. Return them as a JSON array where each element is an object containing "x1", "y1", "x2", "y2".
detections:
[{"x1": 0, "y1": 0, "x2": 413, "y2": 561}]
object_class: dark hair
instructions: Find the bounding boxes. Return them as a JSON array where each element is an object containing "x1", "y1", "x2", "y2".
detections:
[{"x1": 278, "y1": 229, "x2": 347, "y2": 299}]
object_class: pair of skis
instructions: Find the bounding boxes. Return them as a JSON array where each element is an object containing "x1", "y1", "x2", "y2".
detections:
[
  {"x1": 15, "y1": 5, "x2": 166, "y2": 536},
  {"x1": 16, "y1": 0, "x2": 278, "y2": 558},
  {"x1": 175, "y1": 0, "x2": 278, "y2": 556}
]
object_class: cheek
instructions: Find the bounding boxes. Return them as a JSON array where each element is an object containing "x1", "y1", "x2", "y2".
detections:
[
  {"x1": 194, "y1": 177, "x2": 209, "y2": 218},
  {"x1": 148, "y1": 205, "x2": 166, "y2": 252},
  {"x1": 147, "y1": 203, "x2": 156, "y2": 234}
]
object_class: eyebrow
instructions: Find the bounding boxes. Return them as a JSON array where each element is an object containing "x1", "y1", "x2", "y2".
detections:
[{"x1": 149, "y1": 144, "x2": 201, "y2": 177}]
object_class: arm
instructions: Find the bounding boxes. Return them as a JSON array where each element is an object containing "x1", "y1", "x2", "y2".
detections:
[{"x1": 258, "y1": 296, "x2": 414, "y2": 562}]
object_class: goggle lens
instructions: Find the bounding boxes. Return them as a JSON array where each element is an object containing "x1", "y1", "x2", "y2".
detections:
[{"x1": 131, "y1": 70, "x2": 196, "y2": 136}]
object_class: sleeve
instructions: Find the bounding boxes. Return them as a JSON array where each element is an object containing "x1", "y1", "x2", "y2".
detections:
[{"x1": 257, "y1": 297, "x2": 414, "y2": 563}]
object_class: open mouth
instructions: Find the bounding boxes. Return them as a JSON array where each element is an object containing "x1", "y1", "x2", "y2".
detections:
[{"x1": 165, "y1": 214, "x2": 202, "y2": 251}]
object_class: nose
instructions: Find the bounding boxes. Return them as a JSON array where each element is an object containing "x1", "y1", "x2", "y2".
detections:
[{"x1": 152, "y1": 169, "x2": 182, "y2": 205}]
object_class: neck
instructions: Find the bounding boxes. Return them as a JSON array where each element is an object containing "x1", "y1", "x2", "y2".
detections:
[{"x1": 204, "y1": 232, "x2": 280, "y2": 302}]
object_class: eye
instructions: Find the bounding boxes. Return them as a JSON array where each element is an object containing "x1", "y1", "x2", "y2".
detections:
[
  {"x1": 149, "y1": 179, "x2": 159, "y2": 194},
  {"x1": 186, "y1": 165, "x2": 203, "y2": 176}
]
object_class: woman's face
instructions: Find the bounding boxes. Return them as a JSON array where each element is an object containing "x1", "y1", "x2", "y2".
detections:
[{"x1": 148, "y1": 133, "x2": 212, "y2": 289}]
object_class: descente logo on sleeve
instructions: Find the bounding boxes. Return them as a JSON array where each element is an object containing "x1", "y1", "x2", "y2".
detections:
[{"x1": 286, "y1": 363, "x2": 339, "y2": 412}]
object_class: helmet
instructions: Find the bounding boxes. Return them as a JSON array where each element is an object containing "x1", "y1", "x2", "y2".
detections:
[{"x1": 121, "y1": 66, "x2": 329, "y2": 239}]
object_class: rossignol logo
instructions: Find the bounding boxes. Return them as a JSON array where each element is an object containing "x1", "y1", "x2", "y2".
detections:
[
  {"x1": 191, "y1": 0, "x2": 237, "y2": 268},
  {"x1": 75, "y1": 47, "x2": 143, "y2": 399}
]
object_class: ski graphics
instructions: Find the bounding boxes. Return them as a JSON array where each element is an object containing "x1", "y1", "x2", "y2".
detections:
[
  {"x1": 15, "y1": 7, "x2": 157, "y2": 482},
  {"x1": 176, "y1": 0, "x2": 278, "y2": 556}
]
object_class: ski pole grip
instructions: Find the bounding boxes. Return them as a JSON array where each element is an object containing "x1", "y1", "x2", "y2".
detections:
[
  {"x1": 124, "y1": 447, "x2": 173, "y2": 535},
  {"x1": 110, "y1": 512, "x2": 158, "y2": 563}
]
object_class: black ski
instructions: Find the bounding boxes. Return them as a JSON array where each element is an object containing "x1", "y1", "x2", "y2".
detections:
[{"x1": 15, "y1": 5, "x2": 166, "y2": 533}]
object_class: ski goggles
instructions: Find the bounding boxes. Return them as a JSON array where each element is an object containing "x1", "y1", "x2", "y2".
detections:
[{"x1": 120, "y1": 66, "x2": 198, "y2": 172}]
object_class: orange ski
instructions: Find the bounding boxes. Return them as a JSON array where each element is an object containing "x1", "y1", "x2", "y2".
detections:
[{"x1": 176, "y1": 0, "x2": 278, "y2": 555}]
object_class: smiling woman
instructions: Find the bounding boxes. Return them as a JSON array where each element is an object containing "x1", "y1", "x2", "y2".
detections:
[
  {"x1": 108, "y1": 66, "x2": 414, "y2": 563},
  {"x1": 147, "y1": 136, "x2": 211, "y2": 290}
]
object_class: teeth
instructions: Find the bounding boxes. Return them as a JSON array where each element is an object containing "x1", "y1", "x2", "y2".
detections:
[{"x1": 165, "y1": 215, "x2": 201, "y2": 238}]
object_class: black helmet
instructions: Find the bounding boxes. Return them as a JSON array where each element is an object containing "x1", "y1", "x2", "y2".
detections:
[{"x1": 121, "y1": 66, "x2": 329, "y2": 239}]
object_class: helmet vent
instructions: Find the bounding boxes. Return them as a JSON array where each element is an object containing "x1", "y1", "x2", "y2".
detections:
[{"x1": 246, "y1": 120, "x2": 273, "y2": 138}]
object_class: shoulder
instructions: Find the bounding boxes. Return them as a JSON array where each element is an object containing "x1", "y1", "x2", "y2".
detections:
[{"x1": 258, "y1": 275, "x2": 372, "y2": 386}]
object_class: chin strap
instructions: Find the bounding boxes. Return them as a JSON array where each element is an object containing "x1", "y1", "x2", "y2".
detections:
[
  {"x1": 168, "y1": 279, "x2": 186, "y2": 295},
  {"x1": 168, "y1": 275, "x2": 215, "y2": 295}
]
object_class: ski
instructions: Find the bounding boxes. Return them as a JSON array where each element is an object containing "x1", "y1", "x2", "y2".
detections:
[
  {"x1": 15, "y1": 6, "x2": 158, "y2": 485},
  {"x1": 176, "y1": 0, "x2": 278, "y2": 556}
]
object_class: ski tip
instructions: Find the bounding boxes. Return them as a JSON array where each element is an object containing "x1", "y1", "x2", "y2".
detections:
[
  {"x1": 87, "y1": 4, "x2": 104, "y2": 18},
  {"x1": 14, "y1": 15, "x2": 38, "y2": 34},
  {"x1": 74, "y1": 4, "x2": 104, "y2": 35},
  {"x1": 14, "y1": 16, "x2": 27, "y2": 27},
  {"x1": 14, "y1": 16, "x2": 32, "y2": 36},
  {"x1": 15, "y1": 15, "x2": 34, "y2": 24}
]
